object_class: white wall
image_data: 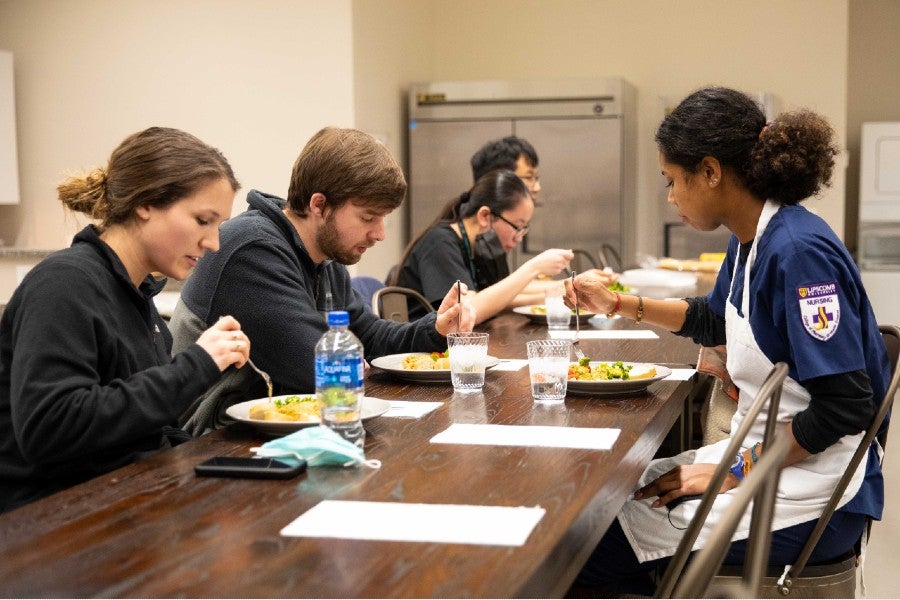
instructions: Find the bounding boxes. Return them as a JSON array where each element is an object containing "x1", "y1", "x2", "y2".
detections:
[
  {"x1": 1, "y1": 0, "x2": 852, "y2": 284},
  {"x1": 0, "y1": 0, "x2": 354, "y2": 248},
  {"x1": 352, "y1": 0, "x2": 850, "y2": 276},
  {"x1": 351, "y1": 0, "x2": 433, "y2": 280}
]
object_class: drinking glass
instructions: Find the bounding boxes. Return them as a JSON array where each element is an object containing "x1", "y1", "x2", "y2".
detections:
[
  {"x1": 447, "y1": 332, "x2": 489, "y2": 393},
  {"x1": 544, "y1": 284, "x2": 571, "y2": 330},
  {"x1": 527, "y1": 339, "x2": 571, "y2": 402}
]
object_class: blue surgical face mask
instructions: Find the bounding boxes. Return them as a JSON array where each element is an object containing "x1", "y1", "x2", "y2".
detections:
[{"x1": 252, "y1": 426, "x2": 381, "y2": 469}]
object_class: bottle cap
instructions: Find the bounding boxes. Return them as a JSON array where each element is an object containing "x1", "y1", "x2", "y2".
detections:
[{"x1": 327, "y1": 310, "x2": 350, "y2": 326}]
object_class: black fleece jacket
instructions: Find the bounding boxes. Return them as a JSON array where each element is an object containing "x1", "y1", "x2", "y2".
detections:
[{"x1": 0, "y1": 226, "x2": 219, "y2": 512}]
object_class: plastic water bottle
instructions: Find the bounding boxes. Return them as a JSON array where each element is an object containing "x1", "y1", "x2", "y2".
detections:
[{"x1": 315, "y1": 310, "x2": 365, "y2": 449}]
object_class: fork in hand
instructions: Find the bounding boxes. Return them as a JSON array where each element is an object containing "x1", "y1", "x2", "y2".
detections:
[
  {"x1": 570, "y1": 270, "x2": 587, "y2": 362},
  {"x1": 247, "y1": 356, "x2": 273, "y2": 400}
]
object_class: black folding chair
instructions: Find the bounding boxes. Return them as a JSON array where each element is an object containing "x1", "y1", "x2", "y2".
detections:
[{"x1": 372, "y1": 286, "x2": 434, "y2": 323}]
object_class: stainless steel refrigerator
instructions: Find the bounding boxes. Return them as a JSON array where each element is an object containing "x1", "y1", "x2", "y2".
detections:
[{"x1": 406, "y1": 78, "x2": 636, "y2": 269}]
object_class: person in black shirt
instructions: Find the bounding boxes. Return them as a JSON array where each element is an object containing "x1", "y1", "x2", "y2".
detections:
[
  {"x1": 394, "y1": 169, "x2": 573, "y2": 323},
  {"x1": 0, "y1": 127, "x2": 252, "y2": 513},
  {"x1": 470, "y1": 135, "x2": 542, "y2": 203}
]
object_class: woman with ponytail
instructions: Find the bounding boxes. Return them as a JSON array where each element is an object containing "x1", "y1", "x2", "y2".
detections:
[
  {"x1": 567, "y1": 87, "x2": 890, "y2": 595},
  {"x1": 394, "y1": 169, "x2": 574, "y2": 323},
  {"x1": 0, "y1": 127, "x2": 250, "y2": 512}
]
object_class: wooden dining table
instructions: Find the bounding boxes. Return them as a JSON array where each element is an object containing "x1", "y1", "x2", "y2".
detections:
[{"x1": 0, "y1": 309, "x2": 702, "y2": 598}]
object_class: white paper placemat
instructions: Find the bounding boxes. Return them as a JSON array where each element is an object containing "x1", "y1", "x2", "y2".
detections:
[
  {"x1": 666, "y1": 368, "x2": 697, "y2": 381},
  {"x1": 281, "y1": 500, "x2": 545, "y2": 546},
  {"x1": 384, "y1": 400, "x2": 443, "y2": 418},
  {"x1": 548, "y1": 329, "x2": 659, "y2": 340},
  {"x1": 489, "y1": 359, "x2": 528, "y2": 371},
  {"x1": 430, "y1": 423, "x2": 619, "y2": 450}
]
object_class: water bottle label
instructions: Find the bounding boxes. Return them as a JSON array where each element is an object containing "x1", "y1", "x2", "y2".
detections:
[{"x1": 315, "y1": 355, "x2": 364, "y2": 388}]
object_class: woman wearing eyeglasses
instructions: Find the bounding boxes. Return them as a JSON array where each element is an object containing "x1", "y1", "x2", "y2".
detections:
[{"x1": 393, "y1": 169, "x2": 573, "y2": 323}]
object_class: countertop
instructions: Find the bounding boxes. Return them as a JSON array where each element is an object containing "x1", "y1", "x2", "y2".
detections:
[{"x1": 0, "y1": 247, "x2": 58, "y2": 258}]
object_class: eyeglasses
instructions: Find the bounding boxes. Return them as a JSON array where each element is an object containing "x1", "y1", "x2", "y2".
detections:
[
  {"x1": 492, "y1": 212, "x2": 530, "y2": 240},
  {"x1": 519, "y1": 174, "x2": 540, "y2": 185}
]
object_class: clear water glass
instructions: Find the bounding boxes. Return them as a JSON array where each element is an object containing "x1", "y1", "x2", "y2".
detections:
[
  {"x1": 545, "y1": 285, "x2": 571, "y2": 330},
  {"x1": 447, "y1": 332, "x2": 489, "y2": 393},
  {"x1": 527, "y1": 339, "x2": 571, "y2": 402}
]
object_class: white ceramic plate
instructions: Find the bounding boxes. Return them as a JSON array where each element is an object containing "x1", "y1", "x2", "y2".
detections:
[
  {"x1": 371, "y1": 352, "x2": 500, "y2": 382},
  {"x1": 566, "y1": 362, "x2": 672, "y2": 396},
  {"x1": 618, "y1": 268, "x2": 698, "y2": 299},
  {"x1": 226, "y1": 394, "x2": 391, "y2": 436},
  {"x1": 587, "y1": 314, "x2": 620, "y2": 327},
  {"x1": 512, "y1": 305, "x2": 596, "y2": 325}
]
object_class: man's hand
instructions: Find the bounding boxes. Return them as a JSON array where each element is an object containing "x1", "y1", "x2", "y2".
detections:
[{"x1": 434, "y1": 282, "x2": 476, "y2": 335}]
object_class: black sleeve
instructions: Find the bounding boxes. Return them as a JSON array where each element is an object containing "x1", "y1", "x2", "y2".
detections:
[
  {"x1": 674, "y1": 296, "x2": 726, "y2": 347},
  {"x1": 406, "y1": 228, "x2": 474, "y2": 306},
  {"x1": 792, "y1": 369, "x2": 876, "y2": 454}
]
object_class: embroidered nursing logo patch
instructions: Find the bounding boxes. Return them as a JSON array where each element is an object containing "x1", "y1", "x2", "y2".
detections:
[{"x1": 797, "y1": 281, "x2": 840, "y2": 341}]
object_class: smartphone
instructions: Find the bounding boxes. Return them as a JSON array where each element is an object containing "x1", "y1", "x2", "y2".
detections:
[
  {"x1": 194, "y1": 456, "x2": 306, "y2": 479},
  {"x1": 665, "y1": 494, "x2": 702, "y2": 510}
]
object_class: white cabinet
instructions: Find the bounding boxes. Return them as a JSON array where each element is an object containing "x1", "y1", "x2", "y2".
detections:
[{"x1": 1, "y1": 50, "x2": 20, "y2": 205}]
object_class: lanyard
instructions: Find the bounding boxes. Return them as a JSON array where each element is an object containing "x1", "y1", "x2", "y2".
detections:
[{"x1": 456, "y1": 220, "x2": 479, "y2": 285}]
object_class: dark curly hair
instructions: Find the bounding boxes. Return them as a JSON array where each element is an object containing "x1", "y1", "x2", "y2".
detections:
[{"x1": 655, "y1": 87, "x2": 837, "y2": 205}]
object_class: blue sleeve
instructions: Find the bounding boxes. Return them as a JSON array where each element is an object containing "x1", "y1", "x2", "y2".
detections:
[
  {"x1": 708, "y1": 236, "x2": 738, "y2": 317},
  {"x1": 777, "y1": 243, "x2": 866, "y2": 381}
]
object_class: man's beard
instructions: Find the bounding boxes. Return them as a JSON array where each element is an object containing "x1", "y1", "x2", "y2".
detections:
[{"x1": 317, "y1": 214, "x2": 363, "y2": 265}]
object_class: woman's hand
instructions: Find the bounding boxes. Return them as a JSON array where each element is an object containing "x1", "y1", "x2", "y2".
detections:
[
  {"x1": 196, "y1": 315, "x2": 250, "y2": 372},
  {"x1": 525, "y1": 248, "x2": 574, "y2": 277},
  {"x1": 564, "y1": 270, "x2": 619, "y2": 314},
  {"x1": 634, "y1": 463, "x2": 739, "y2": 508},
  {"x1": 435, "y1": 282, "x2": 477, "y2": 335},
  {"x1": 584, "y1": 268, "x2": 620, "y2": 286}
]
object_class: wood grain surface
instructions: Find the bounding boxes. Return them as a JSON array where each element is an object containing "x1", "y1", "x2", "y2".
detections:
[{"x1": 0, "y1": 310, "x2": 700, "y2": 598}]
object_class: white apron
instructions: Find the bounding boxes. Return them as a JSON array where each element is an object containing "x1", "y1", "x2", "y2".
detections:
[{"x1": 620, "y1": 200, "x2": 865, "y2": 563}]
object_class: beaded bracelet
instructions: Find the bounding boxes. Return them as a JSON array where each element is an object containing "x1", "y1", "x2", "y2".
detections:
[
  {"x1": 751, "y1": 442, "x2": 761, "y2": 463},
  {"x1": 606, "y1": 292, "x2": 621, "y2": 318},
  {"x1": 741, "y1": 442, "x2": 763, "y2": 478},
  {"x1": 635, "y1": 295, "x2": 644, "y2": 323}
]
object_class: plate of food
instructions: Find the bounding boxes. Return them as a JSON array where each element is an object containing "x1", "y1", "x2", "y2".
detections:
[
  {"x1": 513, "y1": 305, "x2": 596, "y2": 325},
  {"x1": 226, "y1": 394, "x2": 391, "y2": 436},
  {"x1": 371, "y1": 352, "x2": 500, "y2": 382},
  {"x1": 657, "y1": 254, "x2": 725, "y2": 273},
  {"x1": 566, "y1": 360, "x2": 672, "y2": 396}
]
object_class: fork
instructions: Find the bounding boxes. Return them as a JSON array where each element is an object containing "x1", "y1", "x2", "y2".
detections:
[
  {"x1": 570, "y1": 270, "x2": 587, "y2": 362},
  {"x1": 457, "y1": 279, "x2": 463, "y2": 331},
  {"x1": 247, "y1": 356, "x2": 273, "y2": 399}
]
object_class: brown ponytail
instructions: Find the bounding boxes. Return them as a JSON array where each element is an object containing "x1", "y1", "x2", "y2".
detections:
[
  {"x1": 58, "y1": 167, "x2": 110, "y2": 220},
  {"x1": 57, "y1": 126, "x2": 239, "y2": 228}
]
